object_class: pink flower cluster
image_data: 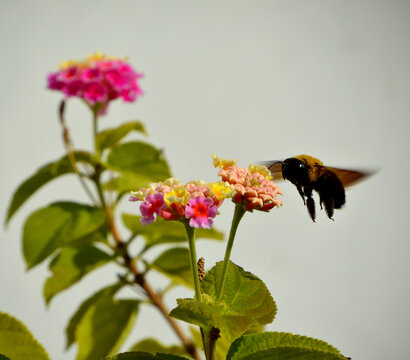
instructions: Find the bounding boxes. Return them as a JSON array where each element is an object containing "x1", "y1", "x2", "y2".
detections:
[
  {"x1": 213, "y1": 155, "x2": 282, "y2": 211},
  {"x1": 47, "y1": 52, "x2": 143, "y2": 114},
  {"x1": 129, "y1": 179, "x2": 234, "y2": 229}
]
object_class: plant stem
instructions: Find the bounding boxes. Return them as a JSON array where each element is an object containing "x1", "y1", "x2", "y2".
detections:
[
  {"x1": 184, "y1": 221, "x2": 202, "y2": 302},
  {"x1": 58, "y1": 100, "x2": 98, "y2": 205},
  {"x1": 92, "y1": 106, "x2": 100, "y2": 156},
  {"x1": 216, "y1": 203, "x2": 246, "y2": 301}
]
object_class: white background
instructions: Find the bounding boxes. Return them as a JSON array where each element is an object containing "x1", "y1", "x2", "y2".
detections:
[{"x1": 1, "y1": 1, "x2": 409, "y2": 359}]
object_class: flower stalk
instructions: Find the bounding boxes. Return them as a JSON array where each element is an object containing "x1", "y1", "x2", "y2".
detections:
[
  {"x1": 184, "y1": 221, "x2": 202, "y2": 302},
  {"x1": 216, "y1": 203, "x2": 246, "y2": 301}
]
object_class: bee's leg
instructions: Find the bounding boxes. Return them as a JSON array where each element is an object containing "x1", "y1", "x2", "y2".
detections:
[
  {"x1": 304, "y1": 187, "x2": 316, "y2": 222},
  {"x1": 296, "y1": 184, "x2": 306, "y2": 205}
]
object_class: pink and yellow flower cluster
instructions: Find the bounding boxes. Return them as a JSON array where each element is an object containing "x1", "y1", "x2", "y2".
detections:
[
  {"x1": 213, "y1": 155, "x2": 282, "y2": 211},
  {"x1": 47, "y1": 52, "x2": 143, "y2": 114},
  {"x1": 129, "y1": 178, "x2": 235, "y2": 229}
]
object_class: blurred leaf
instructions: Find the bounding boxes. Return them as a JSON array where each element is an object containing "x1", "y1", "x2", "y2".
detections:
[
  {"x1": 6, "y1": 151, "x2": 95, "y2": 224},
  {"x1": 105, "y1": 141, "x2": 171, "y2": 184},
  {"x1": 129, "y1": 338, "x2": 186, "y2": 356},
  {"x1": 0, "y1": 312, "x2": 50, "y2": 360},
  {"x1": 44, "y1": 244, "x2": 114, "y2": 304},
  {"x1": 22, "y1": 202, "x2": 106, "y2": 269},
  {"x1": 103, "y1": 352, "x2": 189, "y2": 360},
  {"x1": 97, "y1": 121, "x2": 147, "y2": 152},
  {"x1": 104, "y1": 174, "x2": 160, "y2": 195},
  {"x1": 170, "y1": 261, "x2": 276, "y2": 344},
  {"x1": 0, "y1": 354, "x2": 11, "y2": 360},
  {"x1": 75, "y1": 298, "x2": 139, "y2": 360},
  {"x1": 226, "y1": 332, "x2": 346, "y2": 360},
  {"x1": 151, "y1": 247, "x2": 193, "y2": 288},
  {"x1": 66, "y1": 283, "x2": 123, "y2": 349},
  {"x1": 122, "y1": 213, "x2": 223, "y2": 248}
]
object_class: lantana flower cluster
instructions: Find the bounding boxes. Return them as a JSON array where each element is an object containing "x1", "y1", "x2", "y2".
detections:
[
  {"x1": 129, "y1": 178, "x2": 235, "y2": 229},
  {"x1": 213, "y1": 155, "x2": 282, "y2": 211},
  {"x1": 47, "y1": 52, "x2": 143, "y2": 114}
]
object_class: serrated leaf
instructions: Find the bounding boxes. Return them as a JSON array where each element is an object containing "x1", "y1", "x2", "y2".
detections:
[
  {"x1": 22, "y1": 202, "x2": 106, "y2": 269},
  {"x1": 66, "y1": 283, "x2": 123, "y2": 349},
  {"x1": 129, "y1": 338, "x2": 186, "y2": 356},
  {"x1": 226, "y1": 332, "x2": 346, "y2": 360},
  {"x1": 0, "y1": 312, "x2": 50, "y2": 360},
  {"x1": 122, "y1": 213, "x2": 223, "y2": 248},
  {"x1": 201, "y1": 261, "x2": 277, "y2": 326},
  {"x1": 103, "y1": 352, "x2": 189, "y2": 360},
  {"x1": 151, "y1": 247, "x2": 193, "y2": 288},
  {"x1": 75, "y1": 297, "x2": 139, "y2": 360},
  {"x1": 105, "y1": 141, "x2": 171, "y2": 183},
  {"x1": 44, "y1": 244, "x2": 113, "y2": 304},
  {"x1": 97, "y1": 121, "x2": 147, "y2": 151},
  {"x1": 6, "y1": 151, "x2": 94, "y2": 224},
  {"x1": 170, "y1": 261, "x2": 276, "y2": 344}
]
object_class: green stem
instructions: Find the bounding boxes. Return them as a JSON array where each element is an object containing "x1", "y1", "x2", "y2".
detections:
[
  {"x1": 216, "y1": 203, "x2": 246, "y2": 301},
  {"x1": 92, "y1": 106, "x2": 100, "y2": 157},
  {"x1": 184, "y1": 221, "x2": 202, "y2": 302}
]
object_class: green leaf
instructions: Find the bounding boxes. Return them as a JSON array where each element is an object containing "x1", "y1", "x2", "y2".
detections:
[
  {"x1": 66, "y1": 283, "x2": 123, "y2": 349},
  {"x1": 104, "y1": 175, "x2": 160, "y2": 195},
  {"x1": 170, "y1": 261, "x2": 276, "y2": 343},
  {"x1": 151, "y1": 247, "x2": 193, "y2": 288},
  {"x1": 122, "y1": 213, "x2": 223, "y2": 248},
  {"x1": 105, "y1": 141, "x2": 171, "y2": 184},
  {"x1": 201, "y1": 261, "x2": 277, "y2": 326},
  {"x1": 103, "y1": 352, "x2": 189, "y2": 360},
  {"x1": 97, "y1": 121, "x2": 147, "y2": 151},
  {"x1": 0, "y1": 312, "x2": 50, "y2": 360},
  {"x1": 6, "y1": 151, "x2": 94, "y2": 224},
  {"x1": 170, "y1": 298, "x2": 253, "y2": 344},
  {"x1": 0, "y1": 354, "x2": 12, "y2": 360},
  {"x1": 22, "y1": 202, "x2": 106, "y2": 269},
  {"x1": 129, "y1": 338, "x2": 186, "y2": 356},
  {"x1": 226, "y1": 332, "x2": 346, "y2": 360},
  {"x1": 43, "y1": 244, "x2": 113, "y2": 304},
  {"x1": 75, "y1": 297, "x2": 139, "y2": 360}
]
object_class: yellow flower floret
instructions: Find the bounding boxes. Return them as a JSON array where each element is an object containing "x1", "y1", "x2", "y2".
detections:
[
  {"x1": 248, "y1": 164, "x2": 272, "y2": 180},
  {"x1": 59, "y1": 52, "x2": 126, "y2": 70},
  {"x1": 164, "y1": 185, "x2": 191, "y2": 206},
  {"x1": 208, "y1": 181, "x2": 235, "y2": 200},
  {"x1": 212, "y1": 154, "x2": 237, "y2": 170}
]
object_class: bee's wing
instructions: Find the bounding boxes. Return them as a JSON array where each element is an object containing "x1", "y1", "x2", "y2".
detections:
[
  {"x1": 257, "y1": 160, "x2": 284, "y2": 181},
  {"x1": 325, "y1": 166, "x2": 374, "y2": 188}
]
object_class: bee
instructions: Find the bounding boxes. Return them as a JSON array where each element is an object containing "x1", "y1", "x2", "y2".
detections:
[{"x1": 261, "y1": 155, "x2": 372, "y2": 221}]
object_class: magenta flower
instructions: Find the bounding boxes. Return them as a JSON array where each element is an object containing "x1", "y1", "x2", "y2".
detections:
[
  {"x1": 139, "y1": 193, "x2": 165, "y2": 226},
  {"x1": 185, "y1": 196, "x2": 218, "y2": 229},
  {"x1": 47, "y1": 52, "x2": 143, "y2": 115}
]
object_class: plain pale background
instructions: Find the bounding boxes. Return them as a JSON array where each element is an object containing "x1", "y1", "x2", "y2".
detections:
[{"x1": 1, "y1": 1, "x2": 409, "y2": 359}]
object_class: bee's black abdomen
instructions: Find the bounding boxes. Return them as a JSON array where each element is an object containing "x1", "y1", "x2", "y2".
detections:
[{"x1": 314, "y1": 169, "x2": 346, "y2": 219}]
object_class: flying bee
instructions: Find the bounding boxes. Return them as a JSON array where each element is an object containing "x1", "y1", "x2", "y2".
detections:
[{"x1": 261, "y1": 155, "x2": 372, "y2": 222}]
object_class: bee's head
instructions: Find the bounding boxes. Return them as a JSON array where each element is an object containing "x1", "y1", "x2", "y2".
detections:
[{"x1": 282, "y1": 157, "x2": 309, "y2": 185}]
